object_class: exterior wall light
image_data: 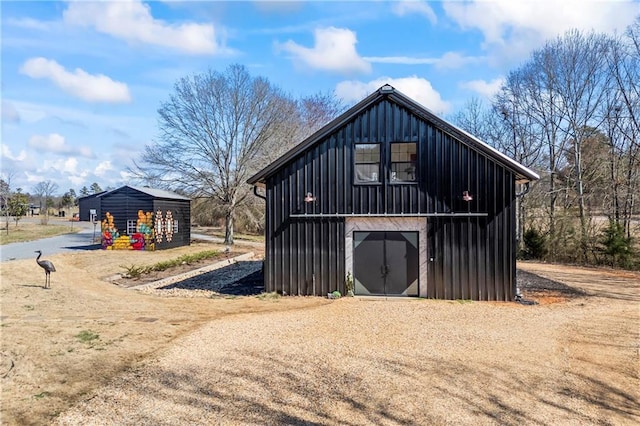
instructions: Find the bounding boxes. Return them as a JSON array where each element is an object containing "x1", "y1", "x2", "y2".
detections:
[
  {"x1": 462, "y1": 191, "x2": 473, "y2": 202},
  {"x1": 304, "y1": 192, "x2": 316, "y2": 203}
]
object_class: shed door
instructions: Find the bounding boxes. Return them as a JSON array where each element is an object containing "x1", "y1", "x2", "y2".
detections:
[{"x1": 353, "y1": 231, "x2": 419, "y2": 296}]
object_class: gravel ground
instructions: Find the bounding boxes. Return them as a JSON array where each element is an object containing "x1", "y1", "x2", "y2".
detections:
[
  {"x1": 55, "y1": 268, "x2": 640, "y2": 425},
  {"x1": 135, "y1": 265, "x2": 574, "y2": 301}
]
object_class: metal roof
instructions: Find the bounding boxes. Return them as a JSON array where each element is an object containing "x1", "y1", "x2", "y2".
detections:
[
  {"x1": 247, "y1": 84, "x2": 540, "y2": 186},
  {"x1": 99, "y1": 185, "x2": 191, "y2": 201},
  {"x1": 77, "y1": 191, "x2": 107, "y2": 200}
]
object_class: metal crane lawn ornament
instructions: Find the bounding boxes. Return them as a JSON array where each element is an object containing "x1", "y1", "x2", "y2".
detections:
[{"x1": 35, "y1": 250, "x2": 56, "y2": 289}]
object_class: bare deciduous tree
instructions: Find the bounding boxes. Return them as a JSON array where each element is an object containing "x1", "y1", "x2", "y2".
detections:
[
  {"x1": 450, "y1": 97, "x2": 492, "y2": 142},
  {"x1": 606, "y1": 17, "x2": 640, "y2": 238},
  {"x1": 134, "y1": 64, "x2": 295, "y2": 244},
  {"x1": 548, "y1": 30, "x2": 612, "y2": 260},
  {"x1": 297, "y1": 91, "x2": 346, "y2": 139},
  {"x1": 32, "y1": 180, "x2": 59, "y2": 225}
]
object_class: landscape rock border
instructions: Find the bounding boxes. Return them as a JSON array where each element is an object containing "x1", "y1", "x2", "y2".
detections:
[{"x1": 129, "y1": 252, "x2": 255, "y2": 291}]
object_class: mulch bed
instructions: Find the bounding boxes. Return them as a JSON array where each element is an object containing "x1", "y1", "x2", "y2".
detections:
[
  {"x1": 517, "y1": 269, "x2": 587, "y2": 304},
  {"x1": 113, "y1": 258, "x2": 265, "y2": 296},
  {"x1": 215, "y1": 269, "x2": 265, "y2": 296},
  {"x1": 115, "y1": 261, "x2": 583, "y2": 302}
]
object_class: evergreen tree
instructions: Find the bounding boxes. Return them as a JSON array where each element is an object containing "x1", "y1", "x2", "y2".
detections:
[{"x1": 601, "y1": 220, "x2": 634, "y2": 268}]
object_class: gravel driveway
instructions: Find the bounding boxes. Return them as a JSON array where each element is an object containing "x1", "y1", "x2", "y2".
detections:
[{"x1": 56, "y1": 267, "x2": 639, "y2": 425}]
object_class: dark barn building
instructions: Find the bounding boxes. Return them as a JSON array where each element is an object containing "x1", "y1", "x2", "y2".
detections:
[
  {"x1": 248, "y1": 85, "x2": 539, "y2": 301},
  {"x1": 78, "y1": 191, "x2": 106, "y2": 221},
  {"x1": 100, "y1": 186, "x2": 191, "y2": 251}
]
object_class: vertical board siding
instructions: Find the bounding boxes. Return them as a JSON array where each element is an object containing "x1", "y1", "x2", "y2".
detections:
[{"x1": 265, "y1": 98, "x2": 517, "y2": 300}]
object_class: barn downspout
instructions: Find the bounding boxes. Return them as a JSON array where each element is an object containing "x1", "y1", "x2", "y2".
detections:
[
  {"x1": 514, "y1": 181, "x2": 536, "y2": 304},
  {"x1": 516, "y1": 182, "x2": 531, "y2": 198},
  {"x1": 253, "y1": 186, "x2": 266, "y2": 200}
]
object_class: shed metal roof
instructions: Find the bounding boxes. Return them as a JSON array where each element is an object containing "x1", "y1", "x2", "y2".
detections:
[
  {"x1": 77, "y1": 191, "x2": 107, "y2": 200},
  {"x1": 99, "y1": 185, "x2": 191, "y2": 201},
  {"x1": 247, "y1": 85, "x2": 540, "y2": 186}
]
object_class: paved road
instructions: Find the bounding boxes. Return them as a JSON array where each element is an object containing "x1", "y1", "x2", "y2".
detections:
[
  {"x1": 0, "y1": 226, "x2": 263, "y2": 262},
  {"x1": 0, "y1": 221, "x2": 100, "y2": 262}
]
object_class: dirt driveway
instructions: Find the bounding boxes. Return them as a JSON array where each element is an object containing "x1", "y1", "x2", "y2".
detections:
[
  {"x1": 45, "y1": 262, "x2": 640, "y2": 425},
  {"x1": 0, "y1": 242, "x2": 326, "y2": 424},
  {"x1": 2, "y1": 244, "x2": 638, "y2": 425}
]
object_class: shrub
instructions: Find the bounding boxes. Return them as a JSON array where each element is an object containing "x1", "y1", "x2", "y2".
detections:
[
  {"x1": 521, "y1": 228, "x2": 548, "y2": 260},
  {"x1": 76, "y1": 330, "x2": 100, "y2": 343},
  {"x1": 121, "y1": 250, "x2": 220, "y2": 278},
  {"x1": 600, "y1": 220, "x2": 634, "y2": 268}
]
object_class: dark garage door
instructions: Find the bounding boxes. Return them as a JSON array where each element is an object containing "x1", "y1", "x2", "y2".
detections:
[{"x1": 353, "y1": 231, "x2": 419, "y2": 296}]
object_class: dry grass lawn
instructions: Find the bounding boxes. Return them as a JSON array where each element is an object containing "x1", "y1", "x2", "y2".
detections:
[
  {"x1": 0, "y1": 242, "x2": 326, "y2": 424},
  {"x1": 0, "y1": 221, "x2": 80, "y2": 245},
  {"x1": 1, "y1": 244, "x2": 639, "y2": 425}
]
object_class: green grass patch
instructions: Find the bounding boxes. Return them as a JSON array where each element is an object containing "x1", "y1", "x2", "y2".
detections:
[
  {"x1": 121, "y1": 250, "x2": 221, "y2": 278},
  {"x1": 33, "y1": 391, "x2": 51, "y2": 399},
  {"x1": 256, "y1": 292, "x2": 281, "y2": 300},
  {"x1": 0, "y1": 223, "x2": 79, "y2": 245},
  {"x1": 75, "y1": 330, "x2": 100, "y2": 343}
]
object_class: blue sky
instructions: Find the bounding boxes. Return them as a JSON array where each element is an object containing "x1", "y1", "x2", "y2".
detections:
[{"x1": 2, "y1": 0, "x2": 639, "y2": 194}]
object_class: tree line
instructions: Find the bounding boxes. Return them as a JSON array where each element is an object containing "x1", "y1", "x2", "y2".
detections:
[
  {"x1": 0, "y1": 177, "x2": 105, "y2": 230},
  {"x1": 450, "y1": 18, "x2": 639, "y2": 269},
  {"x1": 6, "y1": 19, "x2": 637, "y2": 271}
]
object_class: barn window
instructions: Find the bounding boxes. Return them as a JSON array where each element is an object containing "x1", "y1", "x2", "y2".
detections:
[
  {"x1": 390, "y1": 142, "x2": 417, "y2": 182},
  {"x1": 127, "y1": 220, "x2": 137, "y2": 235},
  {"x1": 354, "y1": 143, "x2": 381, "y2": 183},
  {"x1": 173, "y1": 220, "x2": 179, "y2": 233}
]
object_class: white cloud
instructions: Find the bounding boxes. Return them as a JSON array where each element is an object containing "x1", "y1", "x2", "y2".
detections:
[
  {"x1": 277, "y1": 27, "x2": 371, "y2": 74},
  {"x1": 444, "y1": 0, "x2": 639, "y2": 54},
  {"x1": 459, "y1": 77, "x2": 506, "y2": 99},
  {"x1": 364, "y1": 51, "x2": 483, "y2": 70},
  {"x1": 7, "y1": 99, "x2": 152, "y2": 132},
  {"x1": 1, "y1": 144, "x2": 27, "y2": 162},
  {"x1": 25, "y1": 172, "x2": 47, "y2": 184},
  {"x1": 68, "y1": 175, "x2": 87, "y2": 187},
  {"x1": 435, "y1": 52, "x2": 483, "y2": 70},
  {"x1": 3, "y1": 101, "x2": 48, "y2": 124},
  {"x1": 29, "y1": 133, "x2": 67, "y2": 152},
  {"x1": 43, "y1": 157, "x2": 79, "y2": 175},
  {"x1": 95, "y1": 161, "x2": 114, "y2": 177},
  {"x1": 28, "y1": 133, "x2": 94, "y2": 158},
  {"x1": 20, "y1": 57, "x2": 132, "y2": 103},
  {"x1": 63, "y1": 158, "x2": 79, "y2": 174},
  {"x1": 35, "y1": 157, "x2": 90, "y2": 188},
  {"x1": 63, "y1": 0, "x2": 222, "y2": 55},
  {"x1": 119, "y1": 170, "x2": 136, "y2": 183},
  {"x1": 335, "y1": 76, "x2": 451, "y2": 114},
  {"x1": 5, "y1": 17, "x2": 53, "y2": 31},
  {"x1": 392, "y1": 1, "x2": 437, "y2": 24}
]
